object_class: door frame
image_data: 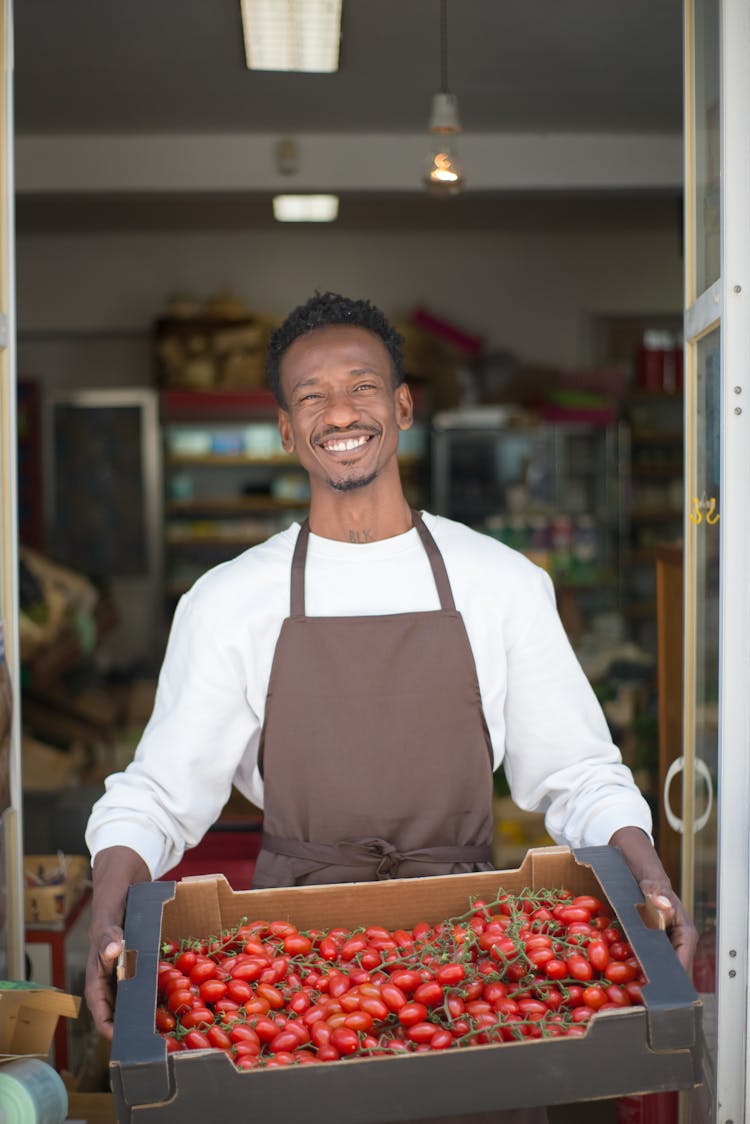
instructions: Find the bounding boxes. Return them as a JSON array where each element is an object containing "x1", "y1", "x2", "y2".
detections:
[
  {"x1": 0, "y1": 0, "x2": 23, "y2": 979},
  {"x1": 683, "y1": 0, "x2": 750, "y2": 1117}
]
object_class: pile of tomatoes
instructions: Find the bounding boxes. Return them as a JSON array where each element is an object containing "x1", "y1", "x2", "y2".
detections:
[{"x1": 154, "y1": 886, "x2": 646, "y2": 1068}]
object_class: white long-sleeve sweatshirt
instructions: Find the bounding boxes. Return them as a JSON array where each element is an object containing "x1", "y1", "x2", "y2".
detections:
[{"x1": 86, "y1": 513, "x2": 652, "y2": 877}]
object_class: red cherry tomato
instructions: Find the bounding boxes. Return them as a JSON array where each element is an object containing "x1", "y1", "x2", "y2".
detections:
[
  {"x1": 407, "y1": 1021, "x2": 439, "y2": 1044},
  {"x1": 330, "y1": 1027, "x2": 360, "y2": 1056},
  {"x1": 179, "y1": 1007, "x2": 214, "y2": 1029},
  {"x1": 604, "y1": 961, "x2": 639, "y2": 984},
  {"x1": 582, "y1": 986, "x2": 607, "y2": 1011},
  {"x1": 166, "y1": 989, "x2": 194, "y2": 1016},
  {"x1": 398, "y1": 1001, "x2": 429, "y2": 1027},
  {"x1": 381, "y1": 983, "x2": 408, "y2": 1012},
  {"x1": 199, "y1": 979, "x2": 227, "y2": 1006},
  {"x1": 587, "y1": 939, "x2": 610, "y2": 972},
  {"x1": 566, "y1": 954, "x2": 594, "y2": 982},
  {"x1": 183, "y1": 1030, "x2": 211, "y2": 1051},
  {"x1": 175, "y1": 950, "x2": 198, "y2": 975},
  {"x1": 283, "y1": 933, "x2": 312, "y2": 956},
  {"x1": 155, "y1": 1007, "x2": 176, "y2": 1033},
  {"x1": 414, "y1": 981, "x2": 444, "y2": 1008},
  {"x1": 206, "y1": 1025, "x2": 233, "y2": 1050}
]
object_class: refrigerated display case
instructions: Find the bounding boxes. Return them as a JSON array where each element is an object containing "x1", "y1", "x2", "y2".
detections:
[{"x1": 430, "y1": 408, "x2": 620, "y2": 630}]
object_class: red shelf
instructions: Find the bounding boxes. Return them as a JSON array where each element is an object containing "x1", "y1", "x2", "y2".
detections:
[{"x1": 160, "y1": 389, "x2": 279, "y2": 420}]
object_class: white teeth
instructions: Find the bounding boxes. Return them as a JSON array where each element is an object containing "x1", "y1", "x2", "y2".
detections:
[{"x1": 323, "y1": 436, "x2": 368, "y2": 452}]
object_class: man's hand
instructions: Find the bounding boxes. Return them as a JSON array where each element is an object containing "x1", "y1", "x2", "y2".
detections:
[
  {"x1": 85, "y1": 846, "x2": 151, "y2": 1040},
  {"x1": 638, "y1": 880, "x2": 697, "y2": 972},
  {"x1": 86, "y1": 925, "x2": 124, "y2": 1040},
  {"x1": 609, "y1": 826, "x2": 698, "y2": 972}
]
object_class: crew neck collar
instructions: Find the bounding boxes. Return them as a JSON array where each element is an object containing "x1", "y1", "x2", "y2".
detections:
[{"x1": 306, "y1": 520, "x2": 423, "y2": 559}]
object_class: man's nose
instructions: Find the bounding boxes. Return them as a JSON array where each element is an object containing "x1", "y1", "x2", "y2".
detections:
[{"x1": 321, "y1": 389, "x2": 360, "y2": 426}]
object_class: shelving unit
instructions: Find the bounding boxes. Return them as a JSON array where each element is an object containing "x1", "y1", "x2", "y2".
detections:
[
  {"x1": 160, "y1": 390, "x2": 309, "y2": 604},
  {"x1": 619, "y1": 391, "x2": 684, "y2": 654}
]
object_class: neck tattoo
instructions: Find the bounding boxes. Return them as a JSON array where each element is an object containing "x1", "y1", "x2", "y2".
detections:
[{"x1": 348, "y1": 528, "x2": 374, "y2": 543}]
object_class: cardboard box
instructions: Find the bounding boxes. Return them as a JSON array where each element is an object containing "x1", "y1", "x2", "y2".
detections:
[
  {"x1": 24, "y1": 854, "x2": 91, "y2": 923},
  {"x1": 67, "y1": 1092, "x2": 118, "y2": 1123},
  {"x1": 111, "y1": 846, "x2": 702, "y2": 1121},
  {"x1": 0, "y1": 984, "x2": 80, "y2": 1062}
]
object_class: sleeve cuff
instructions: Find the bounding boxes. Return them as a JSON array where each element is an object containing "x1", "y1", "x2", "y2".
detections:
[
  {"x1": 579, "y1": 801, "x2": 654, "y2": 848},
  {"x1": 85, "y1": 821, "x2": 176, "y2": 880}
]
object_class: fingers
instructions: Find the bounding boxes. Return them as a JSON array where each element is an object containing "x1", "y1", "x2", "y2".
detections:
[
  {"x1": 641, "y1": 886, "x2": 698, "y2": 972},
  {"x1": 85, "y1": 930, "x2": 124, "y2": 1040},
  {"x1": 101, "y1": 936, "x2": 124, "y2": 972},
  {"x1": 86, "y1": 977, "x2": 116, "y2": 1040}
]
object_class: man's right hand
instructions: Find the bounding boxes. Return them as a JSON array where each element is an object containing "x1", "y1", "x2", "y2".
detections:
[
  {"x1": 86, "y1": 846, "x2": 151, "y2": 1040},
  {"x1": 86, "y1": 925, "x2": 124, "y2": 1040}
]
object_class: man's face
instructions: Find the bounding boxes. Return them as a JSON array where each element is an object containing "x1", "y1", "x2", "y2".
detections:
[{"x1": 277, "y1": 325, "x2": 413, "y2": 495}]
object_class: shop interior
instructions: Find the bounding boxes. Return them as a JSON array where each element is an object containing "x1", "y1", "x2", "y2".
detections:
[{"x1": 11, "y1": 0, "x2": 689, "y2": 1099}]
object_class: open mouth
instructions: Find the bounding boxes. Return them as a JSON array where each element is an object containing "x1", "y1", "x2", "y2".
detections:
[
  {"x1": 317, "y1": 432, "x2": 376, "y2": 455},
  {"x1": 322, "y1": 435, "x2": 369, "y2": 452}
]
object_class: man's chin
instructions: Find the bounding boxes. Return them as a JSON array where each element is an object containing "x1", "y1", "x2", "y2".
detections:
[{"x1": 328, "y1": 469, "x2": 378, "y2": 493}]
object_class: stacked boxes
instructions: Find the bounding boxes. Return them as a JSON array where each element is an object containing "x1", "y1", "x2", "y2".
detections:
[{"x1": 24, "y1": 854, "x2": 90, "y2": 924}]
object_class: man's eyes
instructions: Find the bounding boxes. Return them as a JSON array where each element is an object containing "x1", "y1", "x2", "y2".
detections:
[{"x1": 296, "y1": 383, "x2": 378, "y2": 403}]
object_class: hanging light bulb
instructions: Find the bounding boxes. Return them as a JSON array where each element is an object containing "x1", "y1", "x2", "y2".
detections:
[{"x1": 423, "y1": 1, "x2": 465, "y2": 196}]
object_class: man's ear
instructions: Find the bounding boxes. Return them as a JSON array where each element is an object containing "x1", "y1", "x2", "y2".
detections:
[
  {"x1": 395, "y1": 382, "x2": 414, "y2": 431},
  {"x1": 278, "y1": 409, "x2": 295, "y2": 453}
]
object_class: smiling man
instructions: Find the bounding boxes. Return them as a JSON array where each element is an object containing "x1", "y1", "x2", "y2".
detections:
[
  {"x1": 273, "y1": 316, "x2": 413, "y2": 519},
  {"x1": 85, "y1": 293, "x2": 695, "y2": 1087}
]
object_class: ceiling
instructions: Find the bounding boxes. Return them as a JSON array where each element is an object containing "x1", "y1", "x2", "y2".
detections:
[
  {"x1": 13, "y1": 0, "x2": 684, "y2": 232},
  {"x1": 15, "y1": 0, "x2": 683, "y2": 135}
]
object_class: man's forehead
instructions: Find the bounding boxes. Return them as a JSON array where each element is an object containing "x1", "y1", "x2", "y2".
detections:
[{"x1": 282, "y1": 325, "x2": 390, "y2": 372}]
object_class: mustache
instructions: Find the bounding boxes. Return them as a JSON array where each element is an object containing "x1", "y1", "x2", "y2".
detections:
[{"x1": 314, "y1": 424, "x2": 381, "y2": 444}]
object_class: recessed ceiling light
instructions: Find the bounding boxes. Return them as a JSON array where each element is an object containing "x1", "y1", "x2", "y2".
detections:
[
  {"x1": 273, "y1": 195, "x2": 340, "y2": 222},
  {"x1": 240, "y1": 0, "x2": 342, "y2": 73}
]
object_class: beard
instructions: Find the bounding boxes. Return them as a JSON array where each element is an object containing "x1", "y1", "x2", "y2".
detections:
[{"x1": 327, "y1": 468, "x2": 379, "y2": 492}]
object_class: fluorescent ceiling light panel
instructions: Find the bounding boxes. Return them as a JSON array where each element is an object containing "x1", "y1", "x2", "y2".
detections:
[
  {"x1": 241, "y1": 0, "x2": 342, "y2": 73},
  {"x1": 273, "y1": 194, "x2": 339, "y2": 222}
]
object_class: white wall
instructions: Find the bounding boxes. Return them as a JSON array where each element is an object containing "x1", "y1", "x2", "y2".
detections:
[
  {"x1": 15, "y1": 220, "x2": 683, "y2": 668},
  {"x1": 16, "y1": 224, "x2": 683, "y2": 384}
]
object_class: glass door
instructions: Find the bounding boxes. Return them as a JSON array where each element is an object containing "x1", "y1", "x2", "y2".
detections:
[
  {"x1": 682, "y1": 0, "x2": 750, "y2": 1119},
  {"x1": 0, "y1": 0, "x2": 22, "y2": 978}
]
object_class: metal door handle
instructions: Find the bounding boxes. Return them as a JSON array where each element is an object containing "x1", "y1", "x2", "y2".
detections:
[
  {"x1": 694, "y1": 758, "x2": 714, "y2": 831},
  {"x1": 663, "y1": 756, "x2": 714, "y2": 833},
  {"x1": 664, "y1": 757, "x2": 685, "y2": 832}
]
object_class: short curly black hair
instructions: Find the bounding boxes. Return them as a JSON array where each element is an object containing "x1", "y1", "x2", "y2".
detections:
[{"x1": 266, "y1": 291, "x2": 405, "y2": 406}]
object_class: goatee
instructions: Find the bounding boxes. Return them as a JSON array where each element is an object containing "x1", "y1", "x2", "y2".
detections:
[{"x1": 328, "y1": 469, "x2": 378, "y2": 492}]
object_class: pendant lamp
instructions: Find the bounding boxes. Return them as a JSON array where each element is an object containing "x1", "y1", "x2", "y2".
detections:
[{"x1": 423, "y1": 0, "x2": 465, "y2": 196}]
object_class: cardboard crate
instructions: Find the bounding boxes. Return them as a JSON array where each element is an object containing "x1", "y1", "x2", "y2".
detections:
[
  {"x1": 111, "y1": 846, "x2": 702, "y2": 1122},
  {"x1": 24, "y1": 854, "x2": 90, "y2": 923},
  {"x1": 67, "y1": 1092, "x2": 118, "y2": 1123},
  {"x1": 0, "y1": 984, "x2": 80, "y2": 1062}
]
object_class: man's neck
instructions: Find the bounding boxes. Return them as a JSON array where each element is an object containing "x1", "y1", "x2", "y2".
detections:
[{"x1": 308, "y1": 487, "x2": 414, "y2": 543}]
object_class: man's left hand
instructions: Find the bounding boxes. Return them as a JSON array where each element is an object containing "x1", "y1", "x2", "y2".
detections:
[{"x1": 609, "y1": 826, "x2": 698, "y2": 972}]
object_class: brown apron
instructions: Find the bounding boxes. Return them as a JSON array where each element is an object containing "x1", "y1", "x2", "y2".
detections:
[
  {"x1": 252, "y1": 511, "x2": 548, "y2": 1124},
  {"x1": 253, "y1": 510, "x2": 494, "y2": 888}
]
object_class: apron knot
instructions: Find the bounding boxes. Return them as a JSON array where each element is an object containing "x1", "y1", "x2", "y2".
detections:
[{"x1": 353, "y1": 837, "x2": 404, "y2": 879}]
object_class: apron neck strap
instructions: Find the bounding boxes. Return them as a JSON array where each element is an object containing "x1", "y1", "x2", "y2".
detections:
[
  {"x1": 290, "y1": 519, "x2": 311, "y2": 617},
  {"x1": 289, "y1": 510, "x2": 456, "y2": 616},
  {"x1": 410, "y1": 509, "x2": 456, "y2": 611}
]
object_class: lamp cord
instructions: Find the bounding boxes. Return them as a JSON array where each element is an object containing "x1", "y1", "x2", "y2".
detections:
[{"x1": 440, "y1": 0, "x2": 449, "y2": 93}]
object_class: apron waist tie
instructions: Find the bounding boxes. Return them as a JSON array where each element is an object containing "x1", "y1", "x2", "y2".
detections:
[{"x1": 261, "y1": 833, "x2": 492, "y2": 880}]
